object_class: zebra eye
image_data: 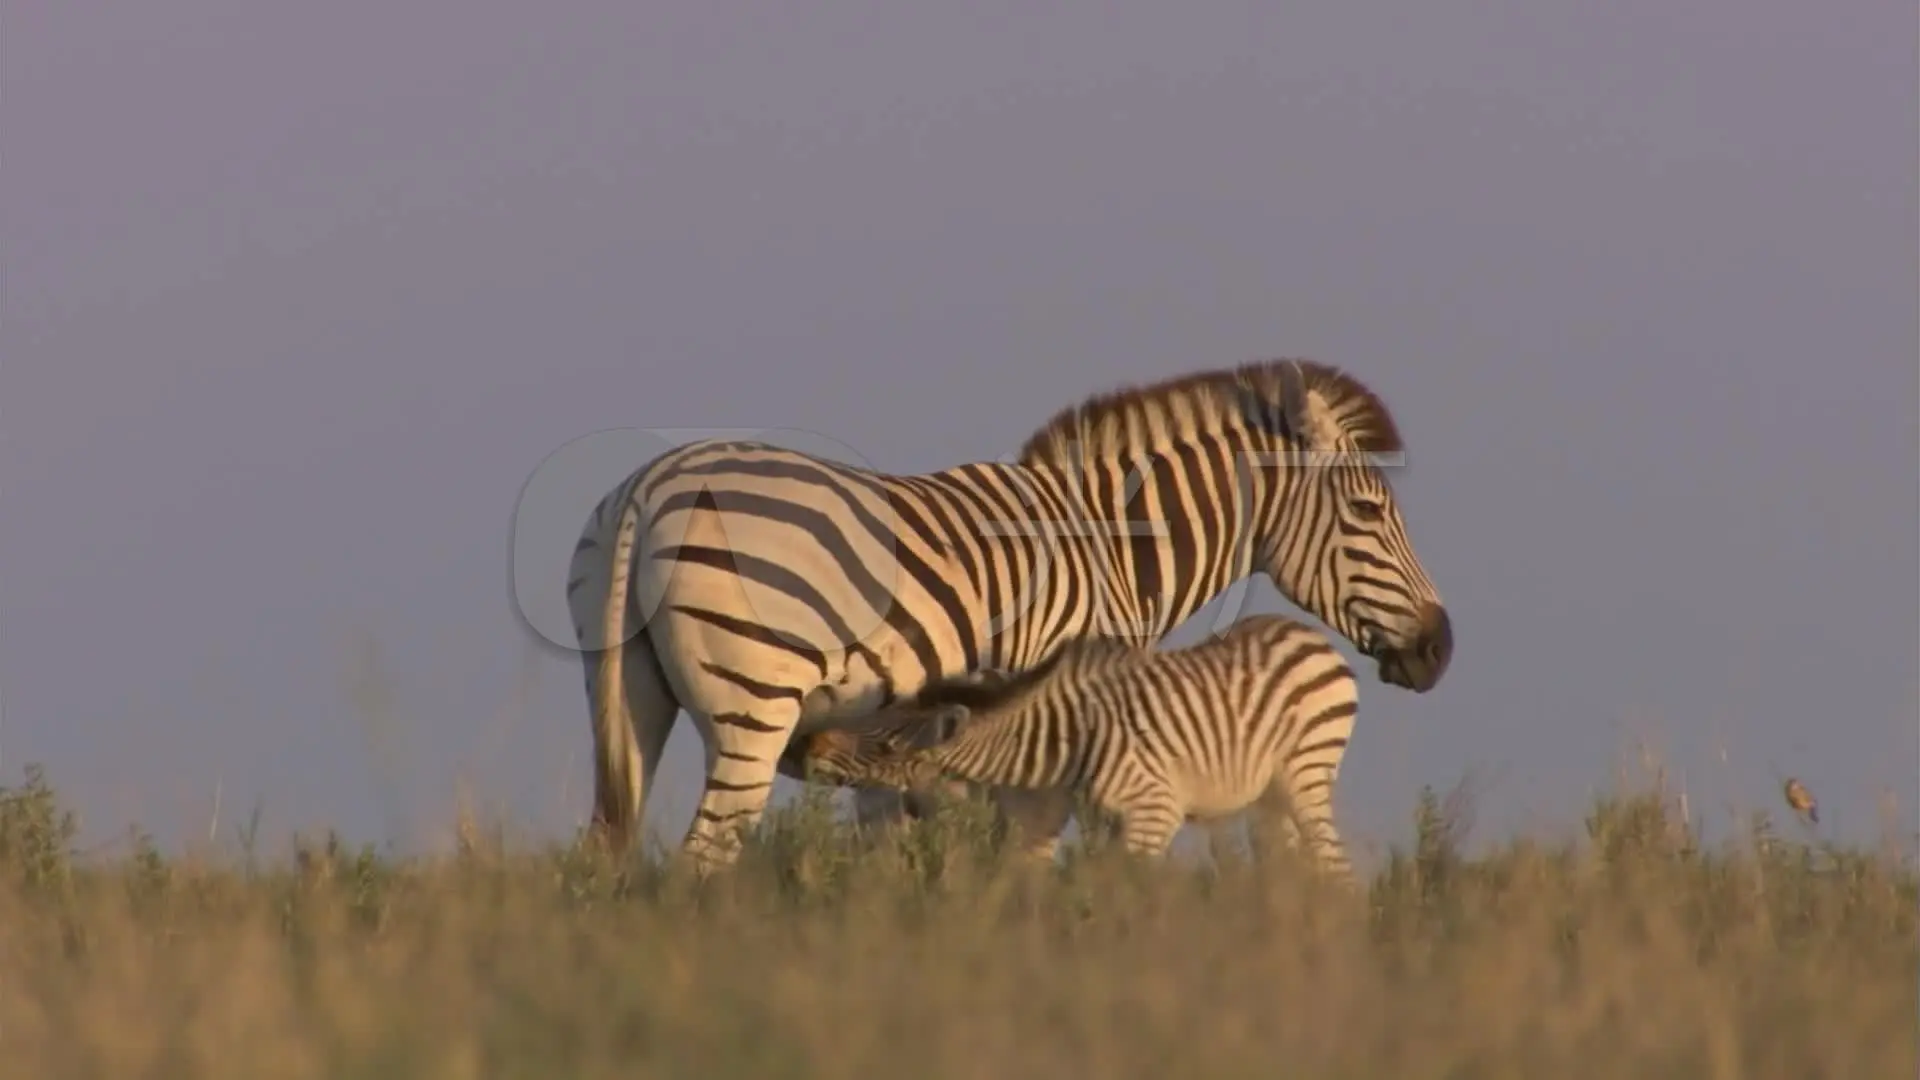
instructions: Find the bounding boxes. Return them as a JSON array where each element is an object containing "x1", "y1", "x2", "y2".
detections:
[{"x1": 1351, "y1": 499, "x2": 1385, "y2": 522}]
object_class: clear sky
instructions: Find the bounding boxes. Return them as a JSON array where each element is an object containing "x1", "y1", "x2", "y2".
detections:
[{"x1": 4, "y1": 3, "x2": 1914, "y2": 862}]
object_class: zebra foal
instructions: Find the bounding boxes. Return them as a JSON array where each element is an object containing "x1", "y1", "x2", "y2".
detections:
[{"x1": 797, "y1": 614, "x2": 1364, "y2": 878}]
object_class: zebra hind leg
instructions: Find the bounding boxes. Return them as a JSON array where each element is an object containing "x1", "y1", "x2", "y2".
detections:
[{"x1": 683, "y1": 699, "x2": 805, "y2": 876}]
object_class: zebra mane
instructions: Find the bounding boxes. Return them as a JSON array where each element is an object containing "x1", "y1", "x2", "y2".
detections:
[{"x1": 1015, "y1": 358, "x2": 1404, "y2": 469}]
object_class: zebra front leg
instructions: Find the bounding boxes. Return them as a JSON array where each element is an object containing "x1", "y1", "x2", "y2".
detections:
[
  {"x1": 994, "y1": 787, "x2": 1075, "y2": 864},
  {"x1": 1268, "y1": 771, "x2": 1356, "y2": 887},
  {"x1": 852, "y1": 786, "x2": 912, "y2": 835},
  {"x1": 683, "y1": 702, "x2": 804, "y2": 875},
  {"x1": 1244, "y1": 785, "x2": 1306, "y2": 865},
  {"x1": 860, "y1": 775, "x2": 970, "y2": 839},
  {"x1": 1199, "y1": 820, "x2": 1250, "y2": 865},
  {"x1": 1300, "y1": 818, "x2": 1356, "y2": 888},
  {"x1": 1115, "y1": 796, "x2": 1185, "y2": 859},
  {"x1": 1288, "y1": 799, "x2": 1356, "y2": 887}
]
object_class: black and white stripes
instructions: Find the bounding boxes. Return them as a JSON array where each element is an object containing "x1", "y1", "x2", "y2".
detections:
[
  {"x1": 798, "y1": 615, "x2": 1364, "y2": 878},
  {"x1": 568, "y1": 359, "x2": 1452, "y2": 871}
]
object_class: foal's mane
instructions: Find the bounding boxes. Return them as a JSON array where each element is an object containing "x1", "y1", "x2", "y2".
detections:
[{"x1": 909, "y1": 634, "x2": 1140, "y2": 715}]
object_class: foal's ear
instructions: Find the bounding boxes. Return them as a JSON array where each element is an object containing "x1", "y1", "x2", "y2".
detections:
[
  {"x1": 946, "y1": 666, "x2": 1013, "y2": 688},
  {"x1": 930, "y1": 703, "x2": 972, "y2": 742}
]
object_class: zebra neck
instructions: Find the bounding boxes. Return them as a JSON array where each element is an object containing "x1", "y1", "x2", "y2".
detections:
[
  {"x1": 972, "y1": 455, "x2": 1262, "y2": 662},
  {"x1": 1068, "y1": 460, "x2": 1264, "y2": 644}
]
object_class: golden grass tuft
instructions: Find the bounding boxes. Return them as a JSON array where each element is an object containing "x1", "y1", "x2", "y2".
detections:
[{"x1": 1, "y1": 763, "x2": 1913, "y2": 1078}]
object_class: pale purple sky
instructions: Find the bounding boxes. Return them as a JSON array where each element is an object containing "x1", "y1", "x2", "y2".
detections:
[{"x1": 4, "y1": 3, "x2": 1914, "y2": 859}]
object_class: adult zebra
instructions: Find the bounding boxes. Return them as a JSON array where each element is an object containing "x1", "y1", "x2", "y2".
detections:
[{"x1": 568, "y1": 359, "x2": 1453, "y2": 871}]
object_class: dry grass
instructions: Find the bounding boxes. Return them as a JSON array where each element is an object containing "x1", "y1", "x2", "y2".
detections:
[{"x1": 1, "y1": 764, "x2": 1913, "y2": 1079}]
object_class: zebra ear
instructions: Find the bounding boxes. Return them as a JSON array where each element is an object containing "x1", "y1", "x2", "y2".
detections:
[
  {"x1": 1276, "y1": 360, "x2": 1350, "y2": 452},
  {"x1": 1286, "y1": 387, "x2": 1349, "y2": 452},
  {"x1": 932, "y1": 704, "x2": 971, "y2": 742}
]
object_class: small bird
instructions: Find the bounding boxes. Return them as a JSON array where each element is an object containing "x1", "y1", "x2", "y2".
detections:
[{"x1": 1782, "y1": 777, "x2": 1819, "y2": 826}]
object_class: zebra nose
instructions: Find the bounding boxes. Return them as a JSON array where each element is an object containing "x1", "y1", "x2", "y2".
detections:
[{"x1": 1414, "y1": 602, "x2": 1453, "y2": 688}]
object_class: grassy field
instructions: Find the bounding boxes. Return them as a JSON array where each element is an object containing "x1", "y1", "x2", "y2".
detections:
[{"x1": 1, "y1": 764, "x2": 1913, "y2": 1079}]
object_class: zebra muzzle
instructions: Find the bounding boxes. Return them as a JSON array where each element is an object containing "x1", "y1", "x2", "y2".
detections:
[{"x1": 1376, "y1": 602, "x2": 1452, "y2": 693}]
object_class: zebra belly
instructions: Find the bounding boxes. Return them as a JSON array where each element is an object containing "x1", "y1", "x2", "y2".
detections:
[{"x1": 1170, "y1": 759, "x2": 1275, "y2": 821}]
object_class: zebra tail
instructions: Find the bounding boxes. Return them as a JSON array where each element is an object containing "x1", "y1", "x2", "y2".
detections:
[{"x1": 590, "y1": 494, "x2": 645, "y2": 852}]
